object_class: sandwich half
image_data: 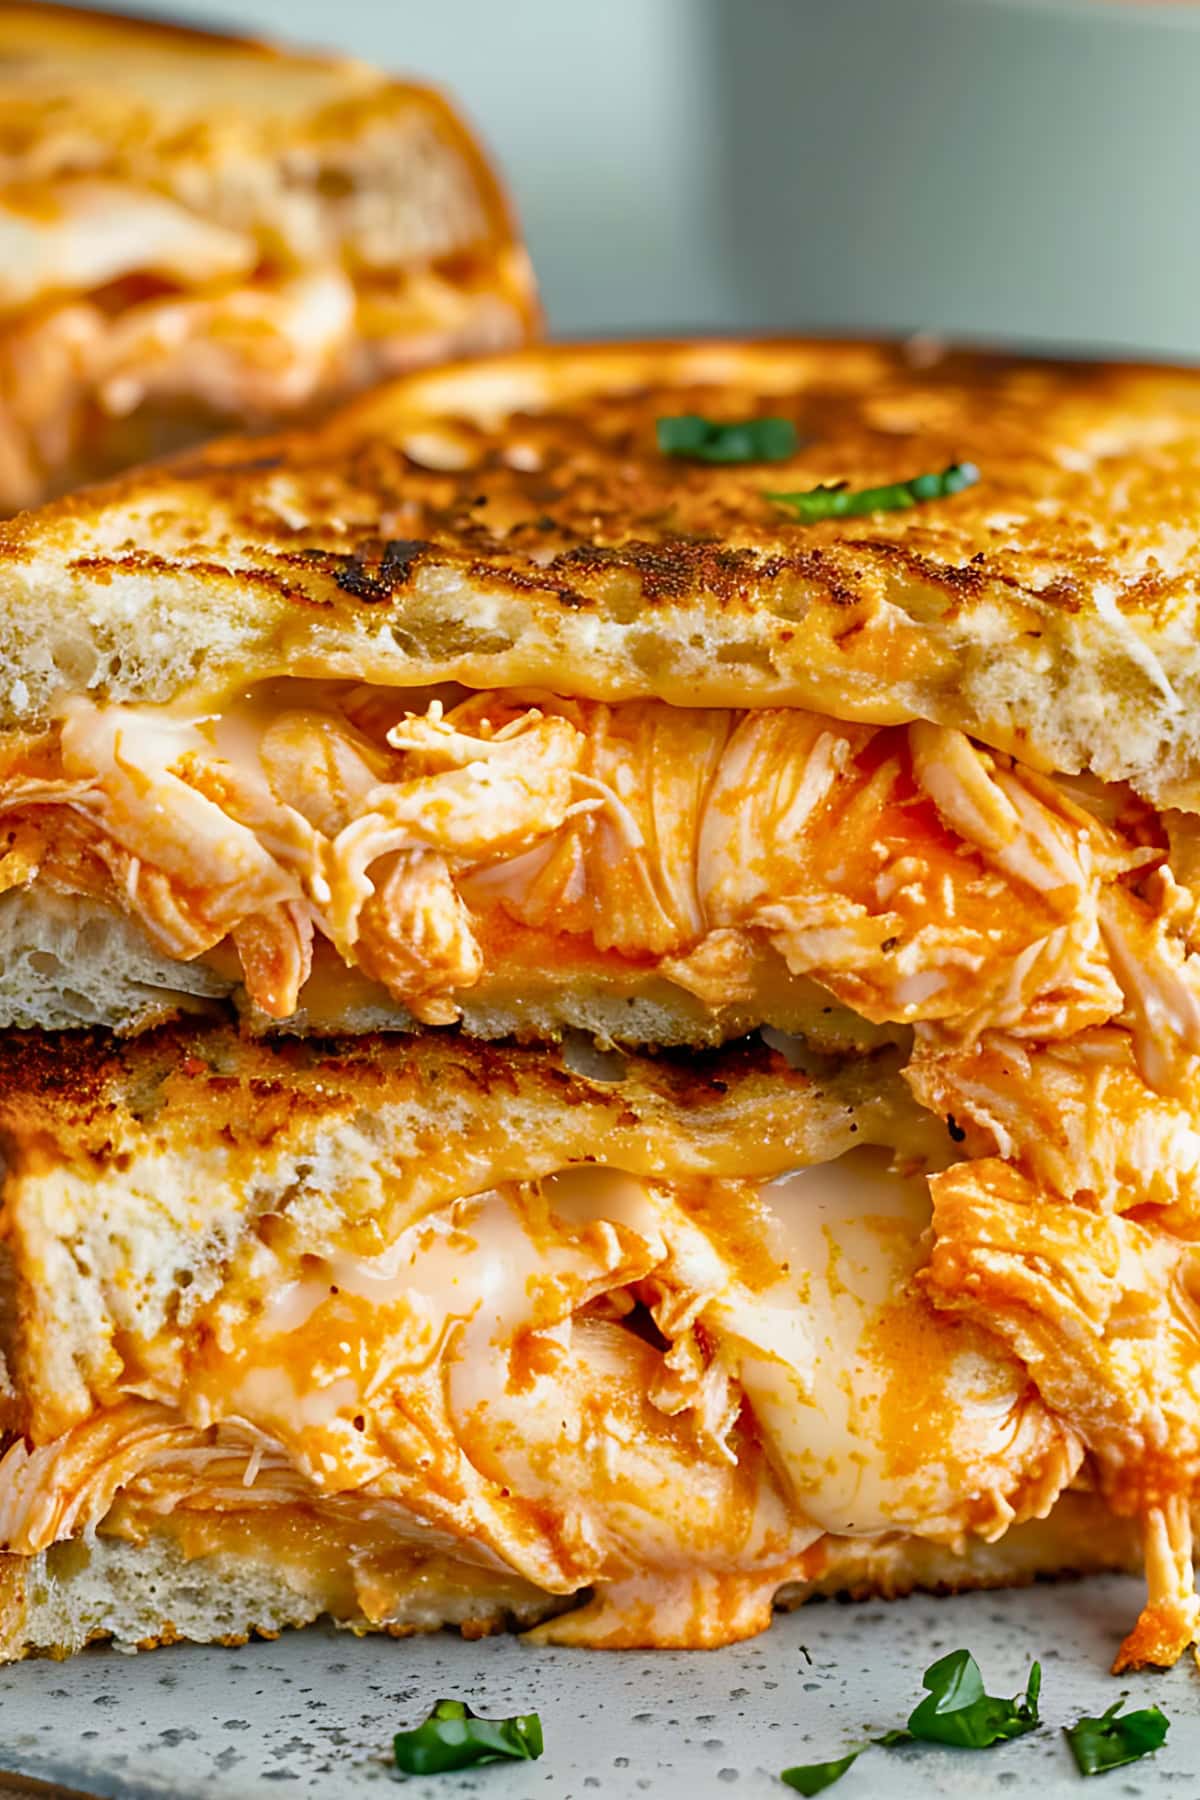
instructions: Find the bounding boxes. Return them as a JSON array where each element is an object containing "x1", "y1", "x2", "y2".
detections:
[
  {"x1": 0, "y1": 1, "x2": 539, "y2": 512},
  {"x1": 0, "y1": 1022, "x2": 1160, "y2": 1662},
  {"x1": 0, "y1": 340, "x2": 1199, "y2": 1042},
  {"x1": 1, "y1": 337, "x2": 1200, "y2": 1667}
]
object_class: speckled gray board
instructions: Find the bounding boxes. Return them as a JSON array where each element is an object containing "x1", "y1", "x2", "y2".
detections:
[{"x1": 0, "y1": 1577, "x2": 1191, "y2": 1798}]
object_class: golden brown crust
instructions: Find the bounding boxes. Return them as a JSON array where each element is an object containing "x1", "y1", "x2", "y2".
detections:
[
  {"x1": 0, "y1": 2, "x2": 498, "y2": 199},
  {"x1": 0, "y1": 1020, "x2": 910, "y2": 1175},
  {"x1": 0, "y1": 0, "x2": 534, "y2": 278},
  {"x1": 3, "y1": 339, "x2": 1200, "y2": 800},
  {"x1": 0, "y1": 5, "x2": 505, "y2": 234}
]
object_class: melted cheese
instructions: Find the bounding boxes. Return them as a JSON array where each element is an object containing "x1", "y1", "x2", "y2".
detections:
[
  {"x1": 0, "y1": 1156, "x2": 1080, "y2": 1645},
  {"x1": 735, "y1": 1152, "x2": 1071, "y2": 1538},
  {"x1": 0, "y1": 179, "x2": 255, "y2": 315},
  {"x1": 0, "y1": 260, "x2": 527, "y2": 512}
]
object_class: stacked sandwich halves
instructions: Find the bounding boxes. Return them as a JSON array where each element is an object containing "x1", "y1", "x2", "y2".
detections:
[
  {"x1": 0, "y1": 2, "x2": 539, "y2": 513},
  {"x1": 2, "y1": 339, "x2": 1200, "y2": 1670}
]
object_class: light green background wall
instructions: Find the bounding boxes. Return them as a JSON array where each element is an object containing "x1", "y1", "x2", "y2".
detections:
[{"x1": 77, "y1": 0, "x2": 1200, "y2": 355}]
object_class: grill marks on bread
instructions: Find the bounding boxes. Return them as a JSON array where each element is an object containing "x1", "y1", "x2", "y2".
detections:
[{"x1": 4, "y1": 341, "x2": 1200, "y2": 803}]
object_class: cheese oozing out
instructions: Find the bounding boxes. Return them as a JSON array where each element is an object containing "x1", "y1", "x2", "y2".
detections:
[
  {"x1": 737, "y1": 1155, "x2": 1065, "y2": 1539},
  {"x1": 11, "y1": 1153, "x2": 1071, "y2": 1580}
]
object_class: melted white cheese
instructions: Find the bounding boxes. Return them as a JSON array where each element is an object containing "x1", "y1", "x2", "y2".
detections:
[
  {"x1": 733, "y1": 1150, "x2": 1034, "y2": 1536},
  {"x1": 221, "y1": 1156, "x2": 1048, "y2": 1550}
]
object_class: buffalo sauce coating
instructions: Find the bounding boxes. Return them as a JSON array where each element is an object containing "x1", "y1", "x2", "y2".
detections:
[
  {"x1": 0, "y1": 1156, "x2": 1083, "y2": 1648},
  {"x1": 5, "y1": 681, "x2": 1200, "y2": 1656},
  {"x1": 0, "y1": 681, "x2": 1172, "y2": 1040}
]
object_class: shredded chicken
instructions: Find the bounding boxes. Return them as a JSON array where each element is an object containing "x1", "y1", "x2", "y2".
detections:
[
  {"x1": 355, "y1": 849, "x2": 482, "y2": 1025},
  {"x1": 0, "y1": 687, "x2": 1181, "y2": 1052},
  {"x1": 923, "y1": 1156, "x2": 1200, "y2": 1497},
  {"x1": 1114, "y1": 1498, "x2": 1200, "y2": 1673},
  {"x1": 0, "y1": 258, "x2": 526, "y2": 511},
  {"x1": 6, "y1": 685, "x2": 1200, "y2": 1660},
  {"x1": 229, "y1": 902, "x2": 314, "y2": 1022},
  {"x1": 328, "y1": 703, "x2": 584, "y2": 955},
  {"x1": 907, "y1": 1028, "x2": 1200, "y2": 1216},
  {"x1": 920, "y1": 1149, "x2": 1200, "y2": 1662},
  {"x1": 0, "y1": 1162, "x2": 1081, "y2": 1647}
]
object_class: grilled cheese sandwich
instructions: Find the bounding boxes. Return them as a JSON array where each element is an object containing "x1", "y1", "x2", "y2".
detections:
[
  {"x1": 2, "y1": 339, "x2": 1200, "y2": 1669},
  {"x1": 0, "y1": 3, "x2": 539, "y2": 511}
]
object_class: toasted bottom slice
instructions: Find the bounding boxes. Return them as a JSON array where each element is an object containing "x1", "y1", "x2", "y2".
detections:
[
  {"x1": 0, "y1": 889, "x2": 231, "y2": 1032},
  {"x1": 0, "y1": 888, "x2": 896, "y2": 1052},
  {"x1": 0, "y1": 1491, "x2": 1150, "y2": 1663},
  {"x1": 0, "y1": 1525, "x2": 560, "y2": 1662}
]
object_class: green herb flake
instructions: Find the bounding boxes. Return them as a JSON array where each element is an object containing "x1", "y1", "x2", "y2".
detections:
[
  {"x1": 779, "y1": 1749, "x2": 862, "y2": 1794},
  {"x1": 1065, "y1": 1698, "x2": 1169, "y2": 1777},
  {"x1": 778, "y1": 1648, "x2": 1039, "y2": 1792},
  {"x1": 657, "y1": 413, "x2": 799, "y2": 464},
  {"x1": 392, "y1": 1697, "x2": 544, "y2": 1775},
  {"x1": 900, "y1": 1649, "x2": 1041, "y2": 1749},
  {"x1": 766, "y1": 460, "x2": 979, "y2": 521}
]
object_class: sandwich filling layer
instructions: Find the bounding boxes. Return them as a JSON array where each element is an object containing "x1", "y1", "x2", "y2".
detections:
[
  {"x1": 0, "y1": 681, "x2": 1196, "y2": 1059},
  {"x1": 0, "y1": 1148, "x2": 1081, "y2": 1650},
  {"x1": 0, "y1": 255, "x2": 534, "y2": 512}
]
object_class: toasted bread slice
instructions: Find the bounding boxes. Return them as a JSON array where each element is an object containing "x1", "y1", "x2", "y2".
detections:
[
  {"x1": 0, "y1": 885, "x2": 900, "y2": 1048},
  {"x1": 0, "y1": 888, "x2": 232, "y2": 1032},
  {"x1": 6, "y1": 341, "x2": 1200, "y2": 1043},
  {"x1": 0, "y1": 3, "x2": 539, "y2": 509},
  {"x1": 0, "y1": 1492, "x2": 1152, "y2": 1663},
  {"x1": 0, "y1": 3, "x2": 511, "y2": 269},
  {"x1": 0, "y1": 339, "x2": 1197, "y2": 801}
]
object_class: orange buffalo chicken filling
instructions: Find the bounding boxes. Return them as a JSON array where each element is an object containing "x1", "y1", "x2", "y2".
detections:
[
  {"x1": 0, "y1": 256, "x2": 532, "y2": 512},
  {"x1": 0, "y1": 1157, "x2": 1081, "y2": 1650},
  {"x1": 0, "y1": 683, "x2": 1185, "y2": 1043},
  {"x1": 5, "y1": 684, "x2": 1200, "y2": 1661}
]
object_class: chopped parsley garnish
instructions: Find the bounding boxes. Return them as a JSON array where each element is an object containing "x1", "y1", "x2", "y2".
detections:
[
  {"x1": 657, "y1": 413, "x2": 799, "y2": 463},
  {"x1": 1065, "y1": 1698, "x2": 1169, "y2": 1777},
  {"x1": 780, "y1": 1749, "x2": 861, "y2": 1794},
  {"x1": 780, "y1": 1749, "x2": 863, "y2": 1792},
  {"x1": 766, "y1": 460, "x2": 979, "y2": 521},
  {"x1": 392, "y1": 1698, "x2": 544, "y2": 1775},
  {"x1": 779, "y1": 1648, "x2": 1040, "y2": 1792},
  {"x1": 896, "y1": 1648, "x2": 1041, "y2": 1748}
]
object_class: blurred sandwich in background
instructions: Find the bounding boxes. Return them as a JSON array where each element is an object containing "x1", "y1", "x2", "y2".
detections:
[{"x1": 0, "y1": 1, "x2": 539, "y2": 513}]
